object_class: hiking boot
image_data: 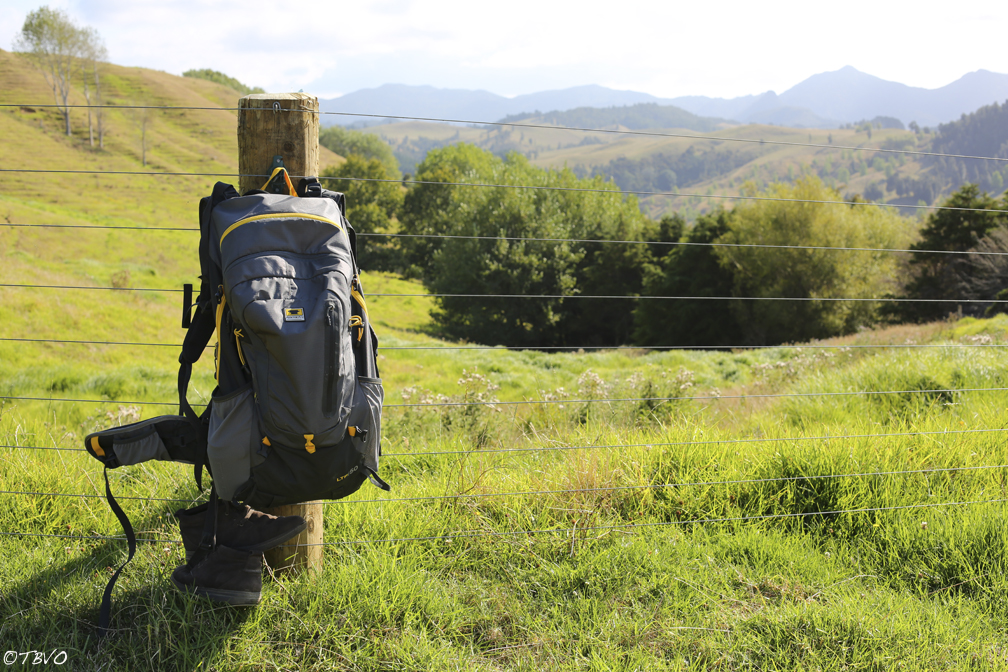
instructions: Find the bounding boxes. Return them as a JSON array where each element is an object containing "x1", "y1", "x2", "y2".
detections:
[
  {"x1": 175, "y1": 501, "x2": 307, "y2": 563},
  {"x1": 171, "y1": 544, "x2": 262, "y2": 606}
]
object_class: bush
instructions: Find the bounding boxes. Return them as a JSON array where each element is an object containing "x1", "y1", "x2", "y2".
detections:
[
  {"x1": 897, "y1": 184, "x2": 1008, "y2": 321},
  {"x1": 321, "y1": 155, "x2": 404, "y2": 272},
  {"x1": 182, "y1": 69, "x2": 263, "y2": 95},
  {"x1": 399, "y1": 145, "x2": 653, "y2": 348},
  {"x1": 634, "y1": 210, "x2": 744, "y2": 347},
  {"x1": 716, "y1": 177, "x2": 914, "y2": 344},
  {"x1": 319, "y1": 126, "x2": 400, "y2": 178}
]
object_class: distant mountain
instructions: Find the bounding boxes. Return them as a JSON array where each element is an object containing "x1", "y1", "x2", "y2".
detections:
[
  {"x1": 321, "y1": 67, "x2": 1008, "y2": 131},
  {"x1": 319, "y1": 84, "x2": 662, "y2": 127},
  {"x1": 499, "y1": 103, "x2": 729, "y2": 133},
  {"x1": 670, "y1": 67, "x2": 1008, "y2": 128}
]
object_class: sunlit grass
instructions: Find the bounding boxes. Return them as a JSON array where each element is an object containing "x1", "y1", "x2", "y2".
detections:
[{"x1": 3, "y1": 49, "x2": 1008, "y2": 669}]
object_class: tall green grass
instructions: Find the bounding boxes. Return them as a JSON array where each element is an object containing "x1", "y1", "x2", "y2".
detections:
[{"x1": 4, "y1": 317, "x2": 1008, "y2": 668}]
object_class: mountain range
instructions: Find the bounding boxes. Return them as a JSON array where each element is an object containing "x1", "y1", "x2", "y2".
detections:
[{"x1": 320, "y1": 66, "x2": 1008, "y2": 130}]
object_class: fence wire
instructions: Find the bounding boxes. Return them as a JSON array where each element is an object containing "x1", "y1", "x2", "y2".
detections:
[
  {"x1": 6, "y1": 427, "x2": 1007, "y2": 459},
  {"x1": 2, "y1": 336, "x2": 1004, "y2": 351},
  {"x1": 7, "y1": 223, "x2": 1008, "y2": 258},
  {"x1": 1, "y1": 283, "x2": 1005, "y2": 304},
  {"x1": 2, "y1": 497, "x2": 1004, "y2": 548},
  {"x1": 3, "y1": 167, "x2": 1008, "y2": 215},
  {"x1": 3, "y1": 462, "x2": 1005, "y2": 509},
  {"x1": 4, "y1": 102, "x2": 1005, "y2": 164},
  {"x1": 2, "y1": 386, "x2": 1006, "y2": 411}
]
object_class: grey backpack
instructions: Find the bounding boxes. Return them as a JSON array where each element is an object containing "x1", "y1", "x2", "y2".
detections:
[{"x1": 85, "y1": 175, "x2": 388, "y2": 632}]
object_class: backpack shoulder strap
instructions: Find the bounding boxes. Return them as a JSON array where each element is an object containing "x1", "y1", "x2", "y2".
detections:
[
  {"x1": 318, "y1": 188, "x2": 358, "y2": 271},
  {"x1": 178, "y1": 181, "x2": 237, "y2": 488}
]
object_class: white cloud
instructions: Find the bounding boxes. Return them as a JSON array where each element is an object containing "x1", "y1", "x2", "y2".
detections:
[{"x1": 4, "y1": 0, "x2": 1007, "y2": 100}]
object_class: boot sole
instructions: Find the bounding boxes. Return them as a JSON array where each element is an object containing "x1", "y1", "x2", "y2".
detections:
[
  {"x1": 171, "y1": 575, "x2": 261, "y2": 606},
  {"x1": 245, "y1": 520, "x2": 308, "y2": 552}
]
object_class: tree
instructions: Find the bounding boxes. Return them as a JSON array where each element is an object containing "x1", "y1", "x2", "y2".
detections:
[
  {"x1": 318, "y1": 125, "x2": 400, "y2": 179},
  {"x1": 127, "y1": 102, "x2": 152, "y2": 166},
  {"x1": 400, "y1": 144, "x2": 652, "y2": 348},
  {"x1": 182, "y1": 69, "x2": 264, "y2": 95},
  {"x1": 14, "y1": 6, "x2": 82, "y2": 136},
  {"x1": 79, "y1": 26, "x2": 107, "y2": 148},
  {"x1": 633, "y1": 210, "x2": 744, "y2": 347},
  {"x1": 949, "y1": 228, "x2": 1008, "y2": 315},
  {"x1": 321, "y1": 155, "x2": 404, "y2": 272},
  {"x1": 715, "y1": 177, "x2": 914, "y2": 344},
  {"x1": 898, "y1": 184, "x2": 1008, "y2": 321}
]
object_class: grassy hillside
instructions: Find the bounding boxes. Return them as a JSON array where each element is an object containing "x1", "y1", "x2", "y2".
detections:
[
  {"x1": 3, "y1": 52, "x2": 1008, "y2": 669},
  {"x1": 498, "y1": 102, "x2": 731, "y2": 133},
  {"x1": 368, "y1": 119, "x2": 953, "y2": 220}
]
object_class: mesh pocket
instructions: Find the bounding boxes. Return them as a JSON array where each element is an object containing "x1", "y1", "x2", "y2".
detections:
[{"x1": 358, "y1": 377, "x2": 383, "y2": 469}]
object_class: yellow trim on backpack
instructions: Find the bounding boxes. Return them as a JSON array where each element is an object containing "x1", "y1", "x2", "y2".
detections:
[
  {"x1": 303, "y1": 434, "x2": 316, "y2": 454},
  {"x1": 234, "y1": 328, "x2": 246, "y2": 367},
  {"x1": 350, "y1": 282, "x2": 369, "y2": 321},
  {"x1": 349, "y1": 315, "x2": 364, "y2": 342},
  {"x1": 262, "y1": 436, "x2": 271, "y2": 447},
  {"x1": 220, "y1": 212, "x2": 344, "y2": 245},
  {"x1": 214, "y1": 286, "x2": 226, "y2": 381},
  {"x1": 90, "y1": 436, "x2": 105, "y2": 457}
]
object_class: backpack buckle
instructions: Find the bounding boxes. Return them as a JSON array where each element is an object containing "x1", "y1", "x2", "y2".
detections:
[{"x1": 297, "y1": 177, "x2": 322, "y2": 198}]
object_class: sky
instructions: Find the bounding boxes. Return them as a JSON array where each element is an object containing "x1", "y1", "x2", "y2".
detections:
[{"x1": 4, "y1": 0, "x2": 1007, "y2": 100}]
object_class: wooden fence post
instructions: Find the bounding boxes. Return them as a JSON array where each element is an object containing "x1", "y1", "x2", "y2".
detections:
[{"x1": 237, "y1": 92, "x2": 324, "y2": 576}]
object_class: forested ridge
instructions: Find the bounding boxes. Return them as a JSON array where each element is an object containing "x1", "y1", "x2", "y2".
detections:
[
  {"x1": 499, "y1": 102, "x2": 727, "y2": 133},
  {"x1": 925, "y1": 99, "x2": 1008, "y2": 195}
]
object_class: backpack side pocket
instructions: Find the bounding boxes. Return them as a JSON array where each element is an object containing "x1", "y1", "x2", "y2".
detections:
[
  {"x1": 207, "y1": 383, "x2": 257, "y2": 501},
  {"x1": 356, "y1": 377, "x2": 383, "y2": 472}
]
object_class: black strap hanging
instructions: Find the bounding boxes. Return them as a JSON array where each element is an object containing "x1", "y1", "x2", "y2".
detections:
[{"x1": 97, "y1": 467, "x2": 136, "y2": 638}]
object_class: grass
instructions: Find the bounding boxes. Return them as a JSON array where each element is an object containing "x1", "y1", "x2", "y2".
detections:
[
  {"x1": 5, "y1": 313, "x2": 1008, "y2": 669},
  {"x1": 2, "y1": 50, "x2": 1008, "y2": 669}
]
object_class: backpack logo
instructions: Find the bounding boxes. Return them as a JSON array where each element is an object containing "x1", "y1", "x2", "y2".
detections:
[
  {"x1": 284, "y1": 307, "x2": 305, "y2": 322},
  {"x1": 336, "y1": 465, "x2": 359, "y2": 482}
]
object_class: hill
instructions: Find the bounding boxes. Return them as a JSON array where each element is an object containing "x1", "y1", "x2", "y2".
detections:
[
  {"x1": 923, "y1": 99, "x2": 1008, "y2": 194},
  {"x1": 367, "y1": 117, "x2": 948, "y2": 218},
  {"x1": 0, "y1": 48, "x2": 345, "y2": 401},
  {"x1": 323, "y1": 67, "x2": 1008, "y2": 131},
  {"x1": 669, "y1": 66, "x2": 1008, "y2": 128},
  {"x1": 319, "y1": 83, "x2": 662, "y2": 127},
  {"x1": 498, "y1": 102, "x2": 729, "y2": 133}
]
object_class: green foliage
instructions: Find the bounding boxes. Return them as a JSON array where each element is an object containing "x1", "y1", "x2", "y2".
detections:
[
  {"x1": 321, "y1": 155, "x2": 404, "y2": 272},
  {"x1": 913, "y1": 184, "x2": 1007, "y2": 253},
  {"x1": 319, "y1": 125, "x2": 400, "y2": 178},
  {"x1": 899, "y1": 183, "x2": 1008, "y2": 321},
  {"x1": 594, "y1": 144, "x2": 755, "y2": 192},
  {"x1": 927, "y1": 100, "x2": 1008, "y2": 194},
  {"x1": 399, "y1": 144, "x2": 651, "y2": 347},
  {"x1": 634, "y1": 210, "x2": 744, "y2": 347},
  {"x1": 14, "y1": 5, "x2": 94, "y2": 136},
  {"x1": 181, "y1": 68, "x2": 263, "y2": 95},
  {"x1": 716, "y1": 177, "x2": 915, "y2": 344}
]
